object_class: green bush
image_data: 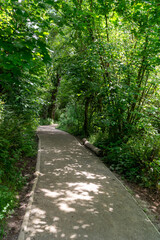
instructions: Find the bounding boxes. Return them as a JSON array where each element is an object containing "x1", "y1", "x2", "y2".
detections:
[
  {"x1": 58, "y1": 102, "x2": 84, "y2": 135},
  {"x1": 39, "y1": 118, "x2": 54, "y2": 126},
  {"x1": 0, "y1": 186, "x2": 17, "y2": 238},
  {"x1": 0, "y1": 112, "x2": 38, "y2": 236},
  {"x1": 102, "y1": 130, "x2": 160, "y2": 188}
]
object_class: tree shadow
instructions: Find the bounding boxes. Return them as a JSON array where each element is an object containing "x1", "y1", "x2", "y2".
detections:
[{"x1": 25, "y1": 126, "x2": 160, "y2": 240}]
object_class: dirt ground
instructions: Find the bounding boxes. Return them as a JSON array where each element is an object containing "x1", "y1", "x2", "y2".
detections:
[
  {"x1": 118, "y1": 175, "x2": 160, "y2": 232},
  {"x1": 3, "y1": 154, "x2": 160, "y2": 240},
  {"x1": 3, "y1": 156, "x2": 37, "y2": 240}
]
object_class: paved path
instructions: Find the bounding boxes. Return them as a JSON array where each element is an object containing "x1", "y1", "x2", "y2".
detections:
[{"x1": 18, "y1": 125, "x2": 160, "y2": 240}]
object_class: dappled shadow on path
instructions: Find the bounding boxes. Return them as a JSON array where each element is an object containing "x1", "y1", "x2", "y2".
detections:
[{"x1": 25, "y1": 127, "x2": 158, "y2": 240}]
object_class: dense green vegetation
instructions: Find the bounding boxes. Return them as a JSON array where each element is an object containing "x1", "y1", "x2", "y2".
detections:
[
  {"x1": 48, "y1": 0, "x2": 160, "y2": 188},
  {"x1": 0, "y1": 0, "x2": 51, "y2": 236},
  {"x1": 0, "y1": 0, "x2": 159, "y2": 236}
]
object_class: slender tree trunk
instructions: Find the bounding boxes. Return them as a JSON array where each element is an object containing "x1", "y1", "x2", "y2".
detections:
[
  {"x1": 48, "y1": 71, "x2": 61, "y2": 120},
  {"x1": 51, "y1": 90, "x2": 57, "y2": 120},
  {"x1": 105, "y1": 14, "x2": 109, "y2": 42},
  {"x1": 127, "y1": 36, "x2": 148, "y2": 124},
  {"x1": 84, "y1": 98, "x2": 90, "y2": 136}
]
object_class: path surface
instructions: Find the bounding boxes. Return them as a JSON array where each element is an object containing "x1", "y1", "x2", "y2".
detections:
[{"x1": 18, "y1": 125, "x2": 160, "y2": 240}]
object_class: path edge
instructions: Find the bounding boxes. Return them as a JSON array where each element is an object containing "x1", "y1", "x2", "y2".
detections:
[
  {"x1": 17, "y1": 134, "x2": 41, "y2": 240},
  {"x1": 76, "y1": 136, "x2": 160, "y2": 235},
  {"x1": 113, "y1": 173, "x2": 160, "y2": 235}
]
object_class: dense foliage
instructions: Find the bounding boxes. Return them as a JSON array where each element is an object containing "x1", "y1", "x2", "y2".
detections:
[
  {"x1": 0, "y1": 0, "x2": 51, "y2": 236},
  {"x1": 47, "y1": 0, "x2": 160, "y2": 189},
  {"x1": 0, "y1": 0, "x2": 159, "y2": 236}
]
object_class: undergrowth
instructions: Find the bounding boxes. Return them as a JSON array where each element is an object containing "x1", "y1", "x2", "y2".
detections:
[
  {"x1": 90, "y1": 130, "x2": 160, "y2": 190},
  {"x1": 0, "y1": 114, "x2": 38, "y2": 239},
  {"x1": 57, "y1": 105, "x2": 160, "y2": 190}
]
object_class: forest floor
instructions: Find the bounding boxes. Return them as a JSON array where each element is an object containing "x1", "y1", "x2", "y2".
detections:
[
  {"x1": 3, "y1": 136, "x2": 160, "y2": 239},
  {"x1": 3, "y1": 156, "x2": 37, "y2": 240},
  {"x1": 115, "y1": 173, "x2": 160, "y2": 232}
]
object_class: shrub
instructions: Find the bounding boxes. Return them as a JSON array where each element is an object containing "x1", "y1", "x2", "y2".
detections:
[
  {"x1": 0, "y1": 112, "x2": 38, "y2": 236},
  {"x1": 102, "y1": 130, "x2": 160, "y2": 188},
  {"x1": 58, "y1": 102, "x2": 84, "y2": 135}
]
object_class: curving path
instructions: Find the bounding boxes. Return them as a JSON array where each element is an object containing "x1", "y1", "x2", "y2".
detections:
[{"x1": 18, "y1": 125, "x2": 160, "y2": 240}]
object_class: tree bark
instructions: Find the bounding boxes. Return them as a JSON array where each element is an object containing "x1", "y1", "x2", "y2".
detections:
[
  {"x1": 48, "y1": 71, "x2": 61, "y2": 120},
  {"x1": 84, "y1": 98, "x2": 90, "y2": 136}
]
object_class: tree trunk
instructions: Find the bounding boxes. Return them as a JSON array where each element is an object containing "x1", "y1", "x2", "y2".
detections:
[
  {"x1": 84, "y1": 98, "x2": 90, "y2": 136},
  {"x1": 48, "y1": 71, "x2": 61, "y2": 120}
]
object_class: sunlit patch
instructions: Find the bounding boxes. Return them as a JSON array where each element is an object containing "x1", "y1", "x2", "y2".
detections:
[
  {"x1": 53, "y1": 217, "x2": 60, "y2": 221},
  {"x1": 64, "y1": 190, "x2": 93, "y2": 201},
  {"x1": 109, "y1": 207, "x2": 114, "y2": 212},
  {"x1": 82, "y1": 224, "x2": 90, "y2": 229},
  {"x1": 45, "y1": 225, "x2": 57, "y2": 233},
  {"x1": 41, "y1": 188, "x2": 61, "y2": 198},
  {"x1": 106, "y1": 192, "x2": 111, "y2": 198},
  {"x1": 73, "y1": 226, "x2": 80, "y2": 230},
  {"x1": 135, "y1": 194, "x2": 140, "y2": 198},
  {"x1": 68, "y1": 182, "x2": 100, "y2": 194},
  {"x1": 70, "y1": 234, "x2": 77, "y2": 239},
  {"x1": 36, "y1": 229, "x2": 44, "y2": 233},
  {"x1": 58, "y1": 202, "x2": 76, "y2": 212},
  {"x1": 77, "y1": 220, "x2": 83, "y2": 224},
  {"x1": 30, "y1": 207, "x2": 46, "y2": 218},
  {"x1": 86, "y1": 208, "x2": 99, "y2": 214},
  {"x1": 32, "y1": 218, "x2": 46, "y2": 225},
  {"x1": 53, "y1": 149, "x2": 62, "y2": 153},
  {"x1": 77, "y1": 171, "x2": 107, "y2": 180}
]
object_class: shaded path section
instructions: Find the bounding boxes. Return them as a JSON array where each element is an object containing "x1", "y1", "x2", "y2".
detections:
[{"x1": 19, "y1": 125, "x2": 160, "y2": 240}]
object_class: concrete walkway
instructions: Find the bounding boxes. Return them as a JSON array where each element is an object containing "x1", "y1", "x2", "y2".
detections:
[{"x1": 18, "y1": 125, "x2": 160, "y2": 240}]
